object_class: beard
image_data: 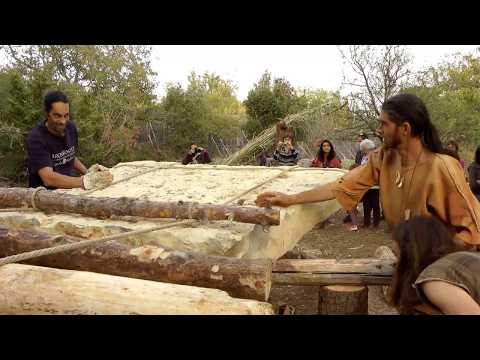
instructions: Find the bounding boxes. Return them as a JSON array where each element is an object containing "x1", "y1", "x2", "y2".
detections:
[{"x1": 383, "y1": 128, "x2": 402, "y2": 149}]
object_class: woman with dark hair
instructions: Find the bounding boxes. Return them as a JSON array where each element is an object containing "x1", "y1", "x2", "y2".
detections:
[
  {"x1": 468, "y1": 146, "x2": 480, "y2": 201},
  {"x1": 256, "y1": 93, "x2": 480, "y2": 249},
  {"x1": 311, "y1": 139, "x2": 342, "y2": 168},
  {"x1": 390, "y1": 216, "x2": 480, "y2": 315},
  {"x1": 445, "y1": 140, "x2": 465, "y2": 168}
]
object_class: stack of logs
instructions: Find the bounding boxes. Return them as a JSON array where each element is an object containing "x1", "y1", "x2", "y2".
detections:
[{"x1": 0, "y1": 188, "x2": 396, "y2": 315}]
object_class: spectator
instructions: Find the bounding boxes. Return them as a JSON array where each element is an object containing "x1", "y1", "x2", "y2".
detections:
[
  {"x1": 445, "y1": 140, "x2": 465, "y2": 169},
  {"x1": 272, "y1": 136, "x2": 299, "y2": 166},
  {"x1": 355, "y1": 131, "x2": 368, "y2": 165},
  {"x1": 468, "y1": 146, "x2": 480, "y2": 202},
  {"x1": 182, "y1": 143, "x2": 212, "y2": 165},
  {"x1": 390, "y1": 217, "x2": 480, "y2": 315},
  {"x1": 359, "y1": 139, "x2": 381, "y2": 228},
  {"x1": 312, "y1": 139, "x2": 342, "y2": 168}
]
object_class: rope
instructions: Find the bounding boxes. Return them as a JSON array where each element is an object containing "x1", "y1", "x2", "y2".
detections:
[
  {"x1": 0, "y1": 164, "x2": 299, "y2": 266},
  {"x1": 30, "y1": 186, "x2": 46, "y2": 210},
  {"x1": 0, "y1": 219, "x2": 195, "y2": 267},
  {"x1": 81, "y1": 167, "x2": 166, "y2": 196},
  {"x1": 222, "y1": 166, "x2": 298, "y2": 205}
]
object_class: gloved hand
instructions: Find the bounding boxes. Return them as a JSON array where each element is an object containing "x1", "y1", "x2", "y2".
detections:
[
  {"x1": 82, "y1": 168, "x2": 113, "y2": 190},
  {"x1": 87, "y1": 164, "x2": 110, "y2": 173}
]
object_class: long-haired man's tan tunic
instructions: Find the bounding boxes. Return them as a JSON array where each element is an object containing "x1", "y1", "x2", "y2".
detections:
[{"x1": 330, "y1": 146, "x2": 480, "y2": 247}]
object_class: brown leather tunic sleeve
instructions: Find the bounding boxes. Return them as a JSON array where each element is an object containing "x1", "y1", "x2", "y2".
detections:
[{"x1": 331, "y1": 148, "x2": 382, "y2": 212}]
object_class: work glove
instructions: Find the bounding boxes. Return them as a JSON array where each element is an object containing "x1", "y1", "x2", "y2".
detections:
[
  {"x1": 82, "y1": 166, "x2": 113, "y2": 190},
  {"x1": 87, "y1": 164, "x2": 110, "y2": 173}
]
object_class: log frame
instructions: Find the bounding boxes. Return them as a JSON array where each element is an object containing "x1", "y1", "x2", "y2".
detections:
[
  {"x1": 0, "y1": 227, "x2": 272, "y2": 301},
  {"x1": 0, "y1": 187, "x2": 280, "y2": 226}
]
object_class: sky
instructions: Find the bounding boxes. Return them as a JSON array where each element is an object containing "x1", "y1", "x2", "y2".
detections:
[{"x1": 150, "y1": 45, "x2": 480, "y2": 101}]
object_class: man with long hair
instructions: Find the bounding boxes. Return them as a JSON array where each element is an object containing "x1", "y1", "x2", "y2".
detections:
[{"x1": 256, "y1": 93, "x2": 480, "y2": 249}]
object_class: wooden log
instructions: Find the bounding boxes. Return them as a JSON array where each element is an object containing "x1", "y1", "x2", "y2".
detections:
[
  {"x1": 374, "y1": 246, "x2": 397, "y2": 301},
  {"x1": 272, "y1": 272, "x2": 391, "y2": 286},
  {"x1": 274, "y1": 258, "x2": 395, "y2": 275},
  {"x1": 374, "y1": 246, "x2": 397, "y2": 262},
  {"x1": 0, "y1": 263, "x2": 275, "y2": 315},
  {"x1": 318, "y1": 285, "x2": 368, "y2": 315},
  {"x1": 0, "y1": 187, "x2": 280, "y2": 226},
  {"x1": 0, "y1": 227, "x2": 272, "y2": 301}
]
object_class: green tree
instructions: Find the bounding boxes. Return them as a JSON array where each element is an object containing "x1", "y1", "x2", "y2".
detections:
[
  {"x1": 243, "y1": 71, "x2": 305, "y2": 137},
  {"x1": 406, "y1": 53, "x2": 480, "y2": 156},
  {"x1": 0, "y1": 45, "x2": 157, "y2": 181},
  {"x1": 159, "y1": 72, "x2": 246, "y2": 156}
]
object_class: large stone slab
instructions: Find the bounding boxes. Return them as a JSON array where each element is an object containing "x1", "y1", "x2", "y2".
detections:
[{"x1": 0, "y1": 162, "x2": 345, "y2": 260}]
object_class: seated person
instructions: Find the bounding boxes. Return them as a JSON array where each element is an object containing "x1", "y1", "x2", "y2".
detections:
[
  {"x1": 390, "y1": 216, "x2": 480, "y2": 315},
  {"x1": 182, "y1": 143, "x2": 212, "y2": 165},
  {"x1": 27, "y1": 90, "x2": 112, "y2": 190},
  {"x1": 272, "y1": 136, "x2": 299, "y2": 166},
  {"x1": 311, "y1": 139, "x2": 342, "y2": 168}
]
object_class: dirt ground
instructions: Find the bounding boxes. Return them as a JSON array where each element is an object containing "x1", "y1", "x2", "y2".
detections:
[{"x1": 269, "y1": 208, "x2": 399, "y2": 315}]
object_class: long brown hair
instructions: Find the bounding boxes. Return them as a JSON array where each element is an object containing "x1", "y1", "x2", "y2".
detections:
[
  {"x1": 390, "y1": 216, "x2": 461, "y2": 314},
  {"x1": 316, "y1": 139, "x2": 337, "y2": 163}
]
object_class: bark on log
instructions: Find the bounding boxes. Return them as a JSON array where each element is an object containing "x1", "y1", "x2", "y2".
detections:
[
  {"x1": 0, "y1": 227, "x2": 272, "y2": 301},
  {"x1": 0, "y1": 187, "x2": 280, "y2": 226},
  {"x1": 318, "y1": 285, "x2": 368, "y2": 315},
  {"x1": 0, "y1": 263, "x2": 275, "y2": 315},
  {"x1": 272, "y1": 273, "x2": 391, "y2": 286},
  {"x1": 274, "y1": 258, "x2": 395, "y2": 275}
]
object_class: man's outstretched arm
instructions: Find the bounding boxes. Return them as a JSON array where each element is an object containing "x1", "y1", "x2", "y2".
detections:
[{"x1": 255, "y1": 182, "x2": 336, "y2": 208}]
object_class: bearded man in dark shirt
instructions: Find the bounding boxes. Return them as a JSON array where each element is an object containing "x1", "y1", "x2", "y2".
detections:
[{"x1": 26, "y1": 91, "x2": 113, "y2": 190}]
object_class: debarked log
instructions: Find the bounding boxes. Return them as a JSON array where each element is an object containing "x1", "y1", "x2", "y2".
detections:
[
  {"x1": 0, "y1": 263, "x2": 275, "y2": 315},
  {"x1": 271, "y1": 273, "x2": 391, "y2": 286},
  {"x1": 273, "y1": 258, "x2": 395, "y2": 275},
  {"x1": 0, "y1": 227, "x2": 272, "y2": 301},
  {"x1": 0, "y1": 187, "x2": 280, "y2": 226}
]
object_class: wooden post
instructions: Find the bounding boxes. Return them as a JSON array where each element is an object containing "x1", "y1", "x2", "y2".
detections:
[
  {"x1": 374, "y1": 246, "x2": 397, "y2": 302},
  {"x1": 0, "y1": 263, "x2": 275, "y2": 315},
  {"x1": 0, "y1": 227, "x2": 272, "y2": 301},
  {"x1": 0, "y1": 187, "x2": 280, "y2": 226},
  {"x1": 272, "y1": 257, "x2": 394, "y2": 286},
  {"x1": 318, "y1": 285, "x2": 368, "y2": 315}
]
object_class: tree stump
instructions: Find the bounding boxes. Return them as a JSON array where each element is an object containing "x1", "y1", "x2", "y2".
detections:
[{"x1": 318, "y1": 285, "x2": 368, "y2": 315}]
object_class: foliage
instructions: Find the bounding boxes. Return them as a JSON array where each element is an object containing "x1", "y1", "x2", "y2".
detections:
[
  {"x1": 0, "y1": 45, "x2": 157, "y2": 181},
  {"x1": 242, "y1": 71, "x2": 306, "y2": 137},
  {"x1": 406, "y1": 53, "x2": 480, "y2": 160},
  {"x1": 159, "y1": 72, "x2": 246, "y2": 156}
]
